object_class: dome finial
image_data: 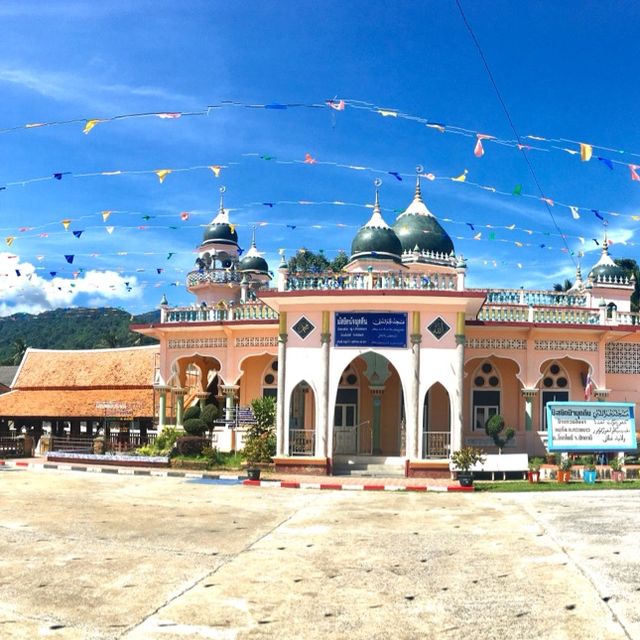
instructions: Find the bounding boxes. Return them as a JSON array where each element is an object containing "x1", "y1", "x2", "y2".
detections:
[
  {"x1": 218, "y1": 185, "x2": 226, "y2": 214},
  {"x1": 414, "y1": 174, "x2": 423, "y2": 203},
  {"x1": 603, "y1": 227, "x2": 609, "y2": 255},
  {"x1": 251, "y1": 225, "x2": 257, "y2": 248},
  {"x1": 374, "y1": 188, "x2": 381, "y2": 216}
]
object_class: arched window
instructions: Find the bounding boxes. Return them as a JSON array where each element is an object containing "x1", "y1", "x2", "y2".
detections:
[
  {"x1": 261, "y1": 358, "x2": 278, "y2": 398},
  {"x1": 471, "y1": 361, "x2": 501, "y2": 431},
  {"x1": 540, "y1": 361, "x2": 570, "y2": 430},
  {"x1": 607, "y1": 302, "x2": 617, "y2": 319}
]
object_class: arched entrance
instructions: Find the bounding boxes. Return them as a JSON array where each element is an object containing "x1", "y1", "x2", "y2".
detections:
[
  {"x1": 332, "y1": 352, "x2": 404, "y2": 456},
  {"x1": 289, "y1": 380, "x2": 316, "y2": 456},
  {"x1": 422, "y1": 382, "x2": 451, "y2": 458}
]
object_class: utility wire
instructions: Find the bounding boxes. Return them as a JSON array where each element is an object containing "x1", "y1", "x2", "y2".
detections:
[{"x1": 455, "y1": 0, "x2": 578, "y2": 269}]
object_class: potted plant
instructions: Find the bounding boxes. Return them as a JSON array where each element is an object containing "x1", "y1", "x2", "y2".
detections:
[
  {"x1": 528, "y1": 457, "x2": 544, "y2": 483},
  {"x1": 450, "y1": 446, "x2": 486, "y2": 487},
  {"x1": 609, "y1": 456, "x2": 625, "y2": 482},
  {"x1": 557, "y1": 456, "x2": 572, "y2": 483},
  {"x1": 581, "y1": 455, "x2": 597, "y2": 484},
  {"x1": 242, "y1": 396, "x2": 276, "y2": 480}
]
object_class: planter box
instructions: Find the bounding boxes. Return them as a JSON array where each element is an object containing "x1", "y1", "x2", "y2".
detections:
[
  {"x1": 557, "y1": 470, "x2": 571, "y2": 483},
  {"x1": 46, "y1": 452, "x2": 169, "y2": 468},
  {"x1": 583, "y1": 469, "x2": 597, "y2": 484}
]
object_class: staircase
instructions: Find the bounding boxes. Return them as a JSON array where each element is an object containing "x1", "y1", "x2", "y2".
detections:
[{"x1": 332, "y1": 456, "x2": 406, "y2": 477}]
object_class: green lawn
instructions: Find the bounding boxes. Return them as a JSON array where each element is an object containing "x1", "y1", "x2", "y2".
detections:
[{"x1": 475, "y1": 480, "x2": 640, "y2": 492}]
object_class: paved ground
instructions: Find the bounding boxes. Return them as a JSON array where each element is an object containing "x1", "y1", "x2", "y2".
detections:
[{"x1": 0, "y1": 466, "x2": 638, "y2": 639}]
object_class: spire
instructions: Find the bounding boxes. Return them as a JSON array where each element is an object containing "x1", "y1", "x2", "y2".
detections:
[
  {"x1": 244, "y1": 225, "x2": 261, "y2": 257},
  {"x1": 211, "y1": 187, "x2": 230, "y2": 224},
  {"x1": 365, "y1": 189, "x2": 390, "y2": 229},
  {"x1": 414, "y1": 175, "x2": 423, "y2": 203},
  {"x1": 603, "y1": 228, "x2": 609, "y2": 255},
  {"x1": 250, "y1": 225, "x2": 257, "y2": 249}
]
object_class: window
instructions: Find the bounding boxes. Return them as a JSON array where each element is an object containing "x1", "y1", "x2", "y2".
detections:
[
  {"x1": 539, "y1": 361, "x2": 570, "y2": 430},
  {"x1": 472, "y1": 361, "x2": 500, "y2": 431}
]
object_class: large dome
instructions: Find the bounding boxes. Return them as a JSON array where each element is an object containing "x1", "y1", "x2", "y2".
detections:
[
  {"x1": 202, "y1": 196, "x2": 238, "y2": 247},
  {"x1": 392, "y1": 179, "x2": 454, "y2": 256},
  {"x1": 588, "y1": 242, "x2": 631, "y2": 285},
  {"x1": 239, "y1": 230, "x2": 270, "y2": 276},
  {"x1": 350, "y1": 193, "x2": 402, "y2": 263}
]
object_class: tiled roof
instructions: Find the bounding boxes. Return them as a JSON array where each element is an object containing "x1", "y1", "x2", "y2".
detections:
[
  {"x1": 14, "y1": 346, "x2": 158, "y2": 388},
  {"x1": 0, "y1": 388, "x2": 154, "y2": 418}
]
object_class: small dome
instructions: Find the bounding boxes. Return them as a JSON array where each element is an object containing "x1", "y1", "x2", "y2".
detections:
[
  {"x1": 202, "y1": 194, "x2": 238, "y2": 247},
  {"x1": 350, "y1": 192, "x2": 402, "y2": 263},
  {"x1": 239, "y1": 229, "x2": 270, "y2": 275},
  {"x1": 588, "y1": 239, "x2": 630, "y2": 285},
  {"x1": 392, "y1": 178, "x2": 454, "y2": 255}
]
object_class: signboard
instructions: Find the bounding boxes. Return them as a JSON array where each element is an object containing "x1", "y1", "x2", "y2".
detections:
[
  {"x1": 335, "y1": 312, "x2": 407, "y2": 348},
  {"x1": 546, "y1": 402, "x2": 637, "y2": 451}
]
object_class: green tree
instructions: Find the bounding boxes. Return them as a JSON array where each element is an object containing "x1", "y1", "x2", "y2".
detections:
[
  {"x1": 553, "y1": 279, "x2": 573, "y2": 292},
  {"x1": 9, "y1": 337, "x2": 27, "y2": 365},
  {"x1": 287, "y1": 248, "x2": 330, "y2": 274},
  {"x1": 330, "y1": 250, "x2": 349, "y2": 273},
  {"x1": 484, "y1": 414, "x2": 515, "y2": 454},
  {"x1": 242, "y1": 396, "x2": 276, "y2": 464}
]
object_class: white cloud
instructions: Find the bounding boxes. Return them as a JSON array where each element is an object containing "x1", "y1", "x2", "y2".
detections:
[{"x1": 0, "y1": 253, "x2": 140, "y2": 316}]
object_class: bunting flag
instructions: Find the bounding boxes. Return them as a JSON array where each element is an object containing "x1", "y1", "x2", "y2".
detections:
[
  {"x1": 513, "y1": 184, "x2": 522, "y2": 196},
  {"x1": 304, "y1": 153, "x2": 317, "y2": 164},
  {"x1": 101, "y1": 210, "x2": 112, "y2": 222},
  {"x1": 5, "y1": 236, "x2": 14, "y2": 247},
  {"x1": 541, "y1": 198, "x2": 554, "y2": 207},
  {"x1": 473, "y1": 134, "x2": 494, "y2": 158},
  {"x1": 83, "y1": 119, "x2": 102, "y2": 134},
  {"x1": 180, "y1": 212, "x2": 189, "y2": 221},
  {"x1": 388, "y1": 171, "x2": 402, "y2": 181},
  {"x1": 61, "y1": 219, "x2": 71, "y2": 230},
  {"x1": 426, "y1": 123, "x2": 445, "y2": 133},
  {"x1": 452, "y1": 169, "x2": 468, "y2": 182},
  {"x1": 157, "y1": 112, "x2": 181, "y2": 119},
  {"x1": 326, "y1": 99, "x2": 345, "y2": 111},
  {"x1": 580, "y1": 143, "x2": 593, "y2": 162},
  {"x1": 377, "y1": 109, "x2": 397, "y2": 117},
  {"x1": 106, "y1": 226, "x2": 114, "y2": 234},
  {"x1": 64, "y1": 255, "x2": 74, "y2": 264},
  {"x1": 473, "y1": 232, "x2": 482, "y2": 240},
  {"x1": 155, "y1": 169, "x2": 171, "y2": 183},
  {"x1": 598, "y1": 157, "x2": 614, "y2": 170},
  {"x1": 72, "y1": 230, "x2": 84, "y2": 238},
  {"x1": 630, "y1": 165, "x2": 640, "y2": 181},
  {"x1": 569, "y1": 206, "x2": 580, "y2": 220},
  {"x1": 167, "y1": 252, "x2": 175, "y2": 260},
  {"x1": 209, "y1": 165, "x2": 222, "y2": 177}
]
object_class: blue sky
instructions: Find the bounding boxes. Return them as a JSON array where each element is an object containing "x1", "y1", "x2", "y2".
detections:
[{"x1": 0, "y1": 0, "x2": 639, "y2": 315}]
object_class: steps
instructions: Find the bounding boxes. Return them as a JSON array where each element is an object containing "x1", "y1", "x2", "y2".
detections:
[{"x1": 332, "y1": 456, "x2": 406, "y2": 477}]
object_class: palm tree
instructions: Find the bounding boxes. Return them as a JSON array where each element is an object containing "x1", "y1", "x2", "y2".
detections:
[
  {"x1": 553, "y1": 279, "x2": 573, "y2": 292},
  {"x1": 10, "y1": 337, "x2": 27, "y2": 365}
]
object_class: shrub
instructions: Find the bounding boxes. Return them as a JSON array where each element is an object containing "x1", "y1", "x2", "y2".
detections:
[
  {"x1": 242, "y1": 396, "x2": 276, "y2": 465},
  {"x1": 183, "y1": 417, "x2": 207, "y2": 436},
  {"x1": 484, "y1": 414, "x2": 515, "y2": 453},
  {"x1": 136, "y1": 426, "x2": 179, "y2": 456},
  {"x1": 201, "y1": 403, "x2": 219, "y2": 429},
  {"x1": 176, "y1": 435, "x2": 208, "y2": 456},
  {"x1": 450, "y1": 446, "x2": 486, "y2": 472},
  {"x1": 183, "y1": 405, "x2": 201, "y2": 421}
]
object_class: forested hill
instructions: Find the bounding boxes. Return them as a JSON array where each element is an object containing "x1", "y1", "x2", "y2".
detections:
[{"x1": 0, "y1": 307, "x2": 159, "y2": 365}]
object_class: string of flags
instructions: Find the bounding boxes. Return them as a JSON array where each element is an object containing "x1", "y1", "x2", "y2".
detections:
[{"x1": 2, "y1": 97, "x2": 640, "y2": 176}]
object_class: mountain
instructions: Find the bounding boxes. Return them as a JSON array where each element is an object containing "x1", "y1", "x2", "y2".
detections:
[{"x1": 0, "y1": 307, "x2": 159, "y2": 365}]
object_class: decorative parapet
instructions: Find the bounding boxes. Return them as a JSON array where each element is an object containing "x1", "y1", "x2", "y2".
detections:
[
  {"x1": 162, "y1": 302, "x2": 277, "y2": 324},
  {"x1": 186, "y1": 269, "x2": 242, "y2": 287},
  {"x1": 283, "y1": 271, "x2": 457, "y2": 292}
]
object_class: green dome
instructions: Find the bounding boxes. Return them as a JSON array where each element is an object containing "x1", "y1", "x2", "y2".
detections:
[
  {"x1": 202, "y1": 196, "x2": 238, "y2": 247},
  {"x1": 588, "y1": 243, "x2": 631, "y2": 285},
  {"x1": 392, "y1": 179, "x2": 454, "y2": 255},
  {"x1": 239, "y1": 253, "x2": 269, "y2": 275},
  {"x1": 350, "y1": 194, "x2": 402, "y2": 263}
]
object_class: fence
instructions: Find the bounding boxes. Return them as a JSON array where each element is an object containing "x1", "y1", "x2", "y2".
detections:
[
  {"x1": 422, "y1": 431, "x2": 451, "y2": 459},
  {"x1": 289, "y1": 429, "x2": 315, "y2": 456},
  {"x1": 333, "y1": 421, "x2": 372, "y2": 455},
  {"x1": 0, "y1": 436, "x2": 23, "y2": 457}
]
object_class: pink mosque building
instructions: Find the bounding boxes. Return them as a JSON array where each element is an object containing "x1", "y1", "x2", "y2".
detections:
[{"x1": 133, "y1": 179, "x2": 639, "y2": 477}]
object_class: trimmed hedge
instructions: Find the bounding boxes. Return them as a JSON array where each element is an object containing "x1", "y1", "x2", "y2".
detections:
[{"x1": 175, "y1": 435, "x2": 208, "y2": 456}]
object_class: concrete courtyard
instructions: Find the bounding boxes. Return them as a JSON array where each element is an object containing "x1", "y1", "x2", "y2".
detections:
[{"x1": 0, "y1": 467, "x2": 638, "y2": 639}]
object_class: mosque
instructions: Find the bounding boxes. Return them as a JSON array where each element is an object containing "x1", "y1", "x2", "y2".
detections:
[{"x1": 130, "y1": 177, "x2": 639, "y2": 476}]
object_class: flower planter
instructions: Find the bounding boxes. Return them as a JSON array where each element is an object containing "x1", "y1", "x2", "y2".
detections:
[
  {"x1": 583, "y1": 469, "x2": 597, "y2": 484},
  {"x1": 557, "y1": 470, "x2": 570, "y2": 483},
  {"x1": 611, "y1": 470, "x2": 625, "y2": 482},
  {"x1": 247, "y1": 468, "x2": 261, "y2": 481},
  {"x1": 528, "y1": 470, "x2": 540, "y2": 483},
  {"x1": 457, "y1": 472, "x2": 474, "y2": 487}
]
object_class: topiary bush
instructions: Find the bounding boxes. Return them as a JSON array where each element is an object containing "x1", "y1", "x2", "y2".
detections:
[
  {"x1": 175, "y1": 435, "x2": 208, "y2": 456},
  {"x1": 484, "y1": 414, "x2": 515, "y2": 453},
  {"x1": 201, "y1": 403, "x2": 219, "y2": 431},
  {"x1": 183, "y1": 405, "x2": 201, "y2": 421},
  {"x1": 183, "y1": 417, "x2": 207, "y2": 436}
]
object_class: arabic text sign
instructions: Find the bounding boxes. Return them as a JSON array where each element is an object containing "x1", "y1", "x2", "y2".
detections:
[
  {"x1": 547, "y1": 402, "x2": 637, "y2": 451},
  {"x1": 335, "y1": 312, "x2": 407, "y2": 348}
]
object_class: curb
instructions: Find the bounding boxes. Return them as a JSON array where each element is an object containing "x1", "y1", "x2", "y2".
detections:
[
  {"x1": 242, "y1": 479, "x2": 473, "y2": 492},
  {"x1": 0, "y1": 459, "x2": 245, "y2": 481}
]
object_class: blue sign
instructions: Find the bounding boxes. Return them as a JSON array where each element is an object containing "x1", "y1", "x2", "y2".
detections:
[
  {"x1": 546, "y1": 401, "x2": 637, "y2": 451},
  {"x1": 335, "y1": 312, "x2": 407, "y2": 348}
]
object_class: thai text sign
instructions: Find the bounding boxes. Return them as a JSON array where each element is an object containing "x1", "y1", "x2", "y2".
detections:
[
  {"x1": 335, "y1": 312, "x2": 407, "y2": 348},
  {"x1": 546, "y1": 402, "x2": 637, "y2": 451}
]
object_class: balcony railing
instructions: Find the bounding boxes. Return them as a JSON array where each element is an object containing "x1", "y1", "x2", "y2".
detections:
[
  {"x1": 422, "y1": 431, "x2": 450, "y2": 459},
  {"x1": 162, "y1": 302, "x2": 277, "y2": 324},
  {"x1": 284, "y1": 271, "x2": 458, "y2": 292},
  {"x1": 477, "y1": 305, "x2": 601, "y2": 325},
  {"x1": 289, "y1": 429, "x2": 315, "y2": 456},
  {"x1": 186, "y1": 269, "x2": 242, "y2": 288},
  {"x1": 481, "y1": 289, "x2": 588, "y2": 307}
]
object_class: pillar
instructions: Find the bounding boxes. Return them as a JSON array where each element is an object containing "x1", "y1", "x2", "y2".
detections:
[
  {"x1": 452, "y1": 311, "x2": 466, "y2": 452},
  {"x1": 316, "y1": 310, "x2": 330, "y2": 458},
  {"x1": 276, "y1": 311, "x2": 287, "y2": 456},
  {"x1": 155, "y1": 385, "x2": 168, "y2": 429},
  {"x1": 174, "y1": 388, "x2": 186, "y2": 428},
  {"x1": 521, "y1": 389, "x2": 538, "y2": 431},
  {"x1": 409, "y1": 311, "x2": 421, "y2": 459}
]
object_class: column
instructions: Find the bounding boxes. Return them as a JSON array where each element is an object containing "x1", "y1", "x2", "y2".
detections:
[
  {"x1": 276, "y1": 311, "x2": 287, "y2": 456},
  {"x1": 196, "y1": 391, "x2": 210, "y2": 411},
  {"x1": 220, "y1": 385, "x2": 239, "y2": 422},
  {"x1": 593, "y1": 388, "x2": 610, "y2": 402},
  {"x1": 409, "y1": 311, "x2": 421, "y2": 459},
  {"x1": 174, "y1": 388, "x2": 186, "y2": 428},
  {"x1": 316, "y1": 310, "x2": 330, "y2": 458},
  {"x1": 452, "y1": 311, "x2": 466, "y2": 453},
  {"x1": 155, "y1": 385, "x2": 168, "y2": 429},
  {"x1": 521, "y1": 389, "x2": 538, "y2": 431}
]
